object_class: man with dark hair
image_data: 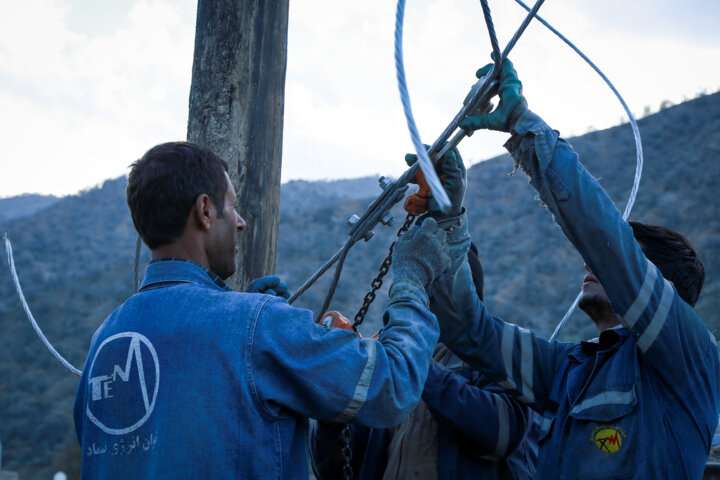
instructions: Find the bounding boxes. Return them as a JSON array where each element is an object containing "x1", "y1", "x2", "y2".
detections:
[
  {"x1": 426, "y1": 59, "x2": 719, "y2": 478},
  {"x1": 74, "y1": 141, "x2": 453, "y2": 479},
  {"x1": 125, "y1": 141, "x2": 233, "y2": 250}
]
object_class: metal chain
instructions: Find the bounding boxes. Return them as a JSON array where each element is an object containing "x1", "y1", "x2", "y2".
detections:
[
  {"x1": 352, "y1": 213, "x2": 415, "y2": 331},
  {"x1": 337, "y1": 213, "x2": 416, "y2": 479},
  {"x1": 340, "y1": 424, "x2": 354, "y2": 480}
]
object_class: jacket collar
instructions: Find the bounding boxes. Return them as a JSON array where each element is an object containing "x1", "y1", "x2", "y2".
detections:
[
  {"x1": 570, "y1": 325, "x2": 630, "y2": 361},
  {"x1": 139, "y1": 258, "x2": 232, "y2": 292}
]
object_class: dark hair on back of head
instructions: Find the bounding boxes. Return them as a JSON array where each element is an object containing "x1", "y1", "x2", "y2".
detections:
[
  {"x1": 127, "y1": 141, "x2": 229, "y2": 249},
  {"x1": 629, "y1": 221, "x2": 704, "y2": 307}
]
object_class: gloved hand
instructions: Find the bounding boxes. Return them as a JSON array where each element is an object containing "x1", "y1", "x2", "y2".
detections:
[
  {"x1": 405, "y1": 146, "x2": 466, "y2": 218},
  {"x1": 245, "y1": 275, "x2": 290, "y2": 299},
  {"x1": 460, "y1": 57, "x2": 528, "y2": 134},
  {"x1": 392, "y1": 217, "x2": 450, "y2": 288}
]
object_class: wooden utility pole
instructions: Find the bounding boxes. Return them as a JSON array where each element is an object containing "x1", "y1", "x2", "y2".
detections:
[{"x1": 187, "y1": 0, "x2": 289, "y2": 290}]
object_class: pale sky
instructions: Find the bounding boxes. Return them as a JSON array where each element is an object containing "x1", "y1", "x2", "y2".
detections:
[{"x1": 1, "y1": 0, "x2": 718, "y2": 198}]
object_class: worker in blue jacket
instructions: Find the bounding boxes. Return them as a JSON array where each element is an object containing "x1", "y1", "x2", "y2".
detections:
[
  {"x1": 310, "y1": 243, "x2": 537, "y2": 479},
  {"x1": 428, "y1": 58, "x2": 720, "y2": 479},
  {"x1": 73, "y1": 141, "x2": 452, "y2": 479}
]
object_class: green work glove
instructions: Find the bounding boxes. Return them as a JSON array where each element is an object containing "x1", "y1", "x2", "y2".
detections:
[
  {"x1": 392, "y1": 217, "x2": 450, "y2": 288},
  {"x1": 460, "y1": 57, "x2": 528, "y2": 134},
  {"x1": 405, "y1": 146, "x2": 466, "y2": 218}
]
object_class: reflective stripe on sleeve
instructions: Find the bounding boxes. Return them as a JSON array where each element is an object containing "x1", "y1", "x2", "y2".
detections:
[
  {"x1": 622, "y1": 261, "x2": 658, "y2": 328},
  {"x1": 500, "y1": 323, "x2": 534, "y2": 404},
  {"x1": 491, "y1": 394, "x2": 511, "y2": 458},
  {"x1": 636, "y1": 279, "x2": 674, "y2": 353},
  {"x1": 333, "y1": 339, "x2": 377, "y2": 423},
  {"x1": 570, "y1": 389, "x2": 635, "y2": 414},
  {"x1": 501, "y1": 322, "x2": 517, "y2": 391},
  {"x1": 519, "y1": 327, "x2": 535, "y2": 404}
]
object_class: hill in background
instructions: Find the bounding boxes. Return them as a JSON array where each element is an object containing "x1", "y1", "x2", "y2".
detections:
[
  {"x1": 0, "y1": 92, "x2": 718, "y2": 479},
  {"x1": 0, "y1": 194, "x2": 59, "y2": 224}
]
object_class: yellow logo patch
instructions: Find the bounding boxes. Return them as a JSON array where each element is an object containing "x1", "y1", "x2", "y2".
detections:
[{"x1": 591, "y1": 425, "x2": 626, "y2": 454}]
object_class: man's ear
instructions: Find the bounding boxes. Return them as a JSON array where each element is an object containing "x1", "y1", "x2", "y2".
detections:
[{"x1": 193, "y1": 193, "x2": 213, "y2": 231}]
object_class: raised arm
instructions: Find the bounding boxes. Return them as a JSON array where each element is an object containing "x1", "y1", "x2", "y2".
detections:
[
  {"x1": 249, "y1": 218, "x2": 451, "y2": 428},
  {"x1": 430, "y1": 249, "x2": 574, "y2": 414},
  {"x1": 417, "y1": 141, "x2": 574, "y2": 414},
  {"x1": 460, "y1": 58, "x2": 719, "y2": 401}
]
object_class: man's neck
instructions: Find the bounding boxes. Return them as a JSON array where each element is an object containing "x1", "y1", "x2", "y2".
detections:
[
  {"x1": 593, "y1": 311, "x2": 621, "y2": 333},
  {"x1": 583, "y1": 304, "x2": 622, "y2": 334},
  {"x1": 151, "y1": 241, "x2": 209, "y2": 271}
]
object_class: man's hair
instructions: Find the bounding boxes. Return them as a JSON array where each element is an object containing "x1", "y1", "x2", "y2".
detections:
[
  {"x1": 629, "y1": 221, "x2": 704, "y2": 307},
  {"x1": 127, "y1": 142, "x2": 229, "y2": 249}
]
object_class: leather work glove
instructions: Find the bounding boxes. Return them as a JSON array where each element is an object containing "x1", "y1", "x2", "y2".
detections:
[
  {"x1": 460, "y1": 57, "x2": 528, "y2": 134},
  {"x1": 405, "y1": 146, "x2": 466, "y2": 219},
  {"x1": 392, "y1": 217, "x2": 450, "y2": 288},
  {"x1": 245, "y1": 275, "x2": 290, "y2": 299}
]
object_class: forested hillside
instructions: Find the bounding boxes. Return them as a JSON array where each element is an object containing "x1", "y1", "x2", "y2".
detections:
[
  {"x1": 0, "y1": 194, "x2": 59, "y2": 224},
  {"x1": 1, "y1": 92, "x2": 718, "y2": 478}
]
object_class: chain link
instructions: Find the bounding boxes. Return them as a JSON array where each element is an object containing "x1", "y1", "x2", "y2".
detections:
[
  {"x1": 337, "y1": 213, "x2": 416, "y2": 479},
  {"x1": 340, "y1": 424, "x2": 354, "y2": 480},
  {"x1": 352, "y1": 213, "x2": 416, "y2": 331}
]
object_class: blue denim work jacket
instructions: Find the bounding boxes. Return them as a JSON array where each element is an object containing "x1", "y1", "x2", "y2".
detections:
[
  {"x1": 310, "y1": 347, "x2": 537, "y2": 480},
  {"x1": 74, "y1": 258, "x2": 439, "y2": 479},
  {"x1": 432, "y1": 112, "x2": 720, "y2": 479}
]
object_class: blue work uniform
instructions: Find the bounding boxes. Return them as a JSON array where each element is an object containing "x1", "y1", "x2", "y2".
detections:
[
  {"x1": 310, "y1": 346, "x2": 536, "y2": 479},
  {"x1": 432, "y1": 112, "x2": 720, "y2": 479},
  {"x1": 74, "y1": 258, "x2": 439, "y2": 479}
]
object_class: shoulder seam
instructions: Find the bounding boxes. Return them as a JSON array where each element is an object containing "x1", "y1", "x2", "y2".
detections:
[{"x1": 246, "y1": 295, "x2": 278, "y2": 419}]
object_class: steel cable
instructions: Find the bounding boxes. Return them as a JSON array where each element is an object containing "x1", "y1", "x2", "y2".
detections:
[
  {"x1": 479, "y1": 0, "x2": 502, "y2": 71},
  {"x1": 393, "y1": 0, "x2": 452, "y2": 213},
  {"x1": 3, "y1": 234, "x2": 82, "y2": 376}
]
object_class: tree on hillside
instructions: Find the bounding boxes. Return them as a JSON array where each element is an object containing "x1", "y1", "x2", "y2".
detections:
[{"x1": 187, "y1": 0, "x2": 289, "y2": 290}]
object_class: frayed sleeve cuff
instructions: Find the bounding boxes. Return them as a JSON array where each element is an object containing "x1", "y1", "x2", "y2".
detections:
[
  {"x1": 505, "y1": 110, "x2": 560, "y2": 173},
  {"x1": 389, "y1": 279, "x2": 429, "y2": 308}
]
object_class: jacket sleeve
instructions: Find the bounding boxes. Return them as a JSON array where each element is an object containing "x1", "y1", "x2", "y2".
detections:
[
  {"x1": 430, "y1": 214, "x2": 575, "y2": 414},
  {"x1": 248, "y1": 279, "x2": 439, "y2": 428},
  {"x1": 421, "y1": 361, "x2": 532, "y2": 460},
  {"x1": 506, "y1": 111, "x2": 720, "y2": 404}
]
